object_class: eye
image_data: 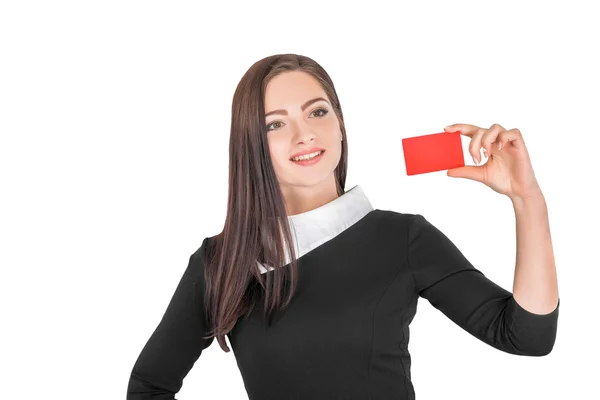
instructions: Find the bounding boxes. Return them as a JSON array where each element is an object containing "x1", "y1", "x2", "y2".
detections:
[
  {"x1": 266, "y1": 120, "x2": 283, "y2": 132},
  {"x1": 311, "y1": 108, "x2": 329, "y2": 118},
  {"x1": 266, "y1": 108, "x2": 330, "y2": 132}
]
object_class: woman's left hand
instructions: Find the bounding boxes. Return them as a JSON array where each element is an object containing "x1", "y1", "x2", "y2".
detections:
[{"x1": 444, "y1": 123, "x2": 543, "y2": 202}]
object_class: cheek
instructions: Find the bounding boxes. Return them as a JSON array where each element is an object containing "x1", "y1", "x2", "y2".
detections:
[
  {"x1": 267, "y1": 139, "x2": 288, "y2": 168},
  {"x1": 324, "y1": 117, "x2": 339, "y2": 131},
  {"x1": 321, "y1": 114, "x2": 341, "y2": 133}
]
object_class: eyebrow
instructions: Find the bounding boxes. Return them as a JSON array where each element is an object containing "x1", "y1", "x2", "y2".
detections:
[{"x1": 265, "y1": 97, "x2": 330, "y2": 118}]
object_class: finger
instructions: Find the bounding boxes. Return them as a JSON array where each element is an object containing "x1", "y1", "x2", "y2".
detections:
[
  {"x1": 468, "y1": 127, "x2": 487, "y2": 164},
  {"x1": 481, "y1": 123, "x2": 507, "y2": 158},
  {"x1": 497, "y1": 128, "x2": 525, "y2": 151},
  {"x1": 447, "y1": 165, "x2": 484, "y2": 183},
  {"x1": 444, "y1": 123, "x2": 482, "y2": 137}
]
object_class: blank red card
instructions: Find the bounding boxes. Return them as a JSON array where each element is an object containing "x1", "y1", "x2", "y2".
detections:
[{"x1": 402, "y1": 131, "x2": 465, "y2": 175}]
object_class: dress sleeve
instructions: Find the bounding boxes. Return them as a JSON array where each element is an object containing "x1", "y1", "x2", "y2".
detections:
[
  {"x1": 407, "y1": 213, "x2": 559, "y2": 356},
  {"x1": 127, "y1": 237, "x2": 215, "y2": 399}
]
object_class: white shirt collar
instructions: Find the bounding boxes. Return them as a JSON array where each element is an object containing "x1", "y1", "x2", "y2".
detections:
[{"x1": 258, "y1": 184, "x2": 374, "y2": 273}]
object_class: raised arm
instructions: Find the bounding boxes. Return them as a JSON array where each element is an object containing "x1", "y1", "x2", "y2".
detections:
[
  {"x1": 127, "y1": 238, "x2": 215, "y2": 399},
  {"x1": 407, "y1": 213, "x2": 559, "y2": 356}
]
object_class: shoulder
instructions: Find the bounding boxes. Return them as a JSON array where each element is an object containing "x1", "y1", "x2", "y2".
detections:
[
  {"x1": 191, "y1": 234, "x2": 218, "y2": 260},
  {"x1": 372, "y1": 208, "x2": 421, "y2": 227},
  {"x1": 372, "y1": 209, "x2": 441, "y2": 240},
  {"x1": 189, "y1": 234, "x2": 223, "y2": 273},
  {"x1": 184, "y1": 236, "x2": 218, "y2": 285}
]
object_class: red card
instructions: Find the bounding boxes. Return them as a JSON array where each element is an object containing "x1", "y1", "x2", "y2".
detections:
[{"x1": 402, "y1": 131, "x2": 465, "y2": 175}]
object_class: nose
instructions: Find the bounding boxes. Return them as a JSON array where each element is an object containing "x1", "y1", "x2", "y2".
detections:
[{"x1": 292, "y1": 120, "x2": 317, "y2": 144}]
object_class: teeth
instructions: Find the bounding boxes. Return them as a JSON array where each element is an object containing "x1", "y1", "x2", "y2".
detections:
[{"x1": 292, "y1": 150, "x2": 323, "y2": 161}]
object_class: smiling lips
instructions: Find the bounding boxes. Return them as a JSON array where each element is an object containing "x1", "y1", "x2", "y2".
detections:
[
  {"x1": 289, "y1": 147, "x2": 326, "y2": 160},
  {"x1": 290, "y1": 150, "x2": 325, "y2": 166}
]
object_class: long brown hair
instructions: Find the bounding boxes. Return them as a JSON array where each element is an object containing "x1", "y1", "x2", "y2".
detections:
[{"x1": 202, "y1": 54, "x2": 348, "y2": 352}]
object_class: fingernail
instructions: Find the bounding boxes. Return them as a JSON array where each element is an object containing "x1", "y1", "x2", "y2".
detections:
[
  {"x1": 483, "y1": 148, "x2": 488, "y2": 157},
  {"x1": 473, "y1": 156, "x2": 479, "y2": 165},
  {"x1": 498, "y1": 142, "x2": 503, "y2": 150}
]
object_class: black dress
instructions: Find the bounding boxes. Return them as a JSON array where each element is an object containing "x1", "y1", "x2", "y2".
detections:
[{"x1": 126, "y1": 185, "x2": 559, "y2": 399}]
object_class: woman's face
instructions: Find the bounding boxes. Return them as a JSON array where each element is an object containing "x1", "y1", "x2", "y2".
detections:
[{"x1": 264, "y1": 71, "x2": 342, "y2": 190}]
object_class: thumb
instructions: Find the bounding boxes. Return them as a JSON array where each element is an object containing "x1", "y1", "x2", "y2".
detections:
[{"x1": 446, "y1": 165, "x2": 483, "y2": 182}]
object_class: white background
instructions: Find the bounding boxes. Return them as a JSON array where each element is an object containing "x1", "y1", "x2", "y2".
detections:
[{"x1": 1, "y1": 0, "x2": 598, "y2": 399}]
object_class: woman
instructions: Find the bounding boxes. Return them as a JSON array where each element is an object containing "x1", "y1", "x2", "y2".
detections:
[{"x1": 126, "y1": 54, "x2": 560, "y2": 399}]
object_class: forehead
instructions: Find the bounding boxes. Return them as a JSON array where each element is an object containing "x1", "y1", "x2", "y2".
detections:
[{"x1": 264, "y1": 71, "x2": 327, "y2": 109}]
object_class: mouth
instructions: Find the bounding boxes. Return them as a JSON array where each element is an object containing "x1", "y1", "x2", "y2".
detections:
[{"x1": 289, "y1": 150, "x2": 326, "y2": 166}]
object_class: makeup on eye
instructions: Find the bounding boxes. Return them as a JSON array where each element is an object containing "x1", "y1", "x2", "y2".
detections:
[{"x1": 266, "y1": 108, "x2": 329, "y2": 131}]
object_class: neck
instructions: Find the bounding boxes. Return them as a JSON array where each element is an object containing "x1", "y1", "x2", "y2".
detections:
[{"x1": 281, "y1": 177, "x2": 339, "y2": 216}]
